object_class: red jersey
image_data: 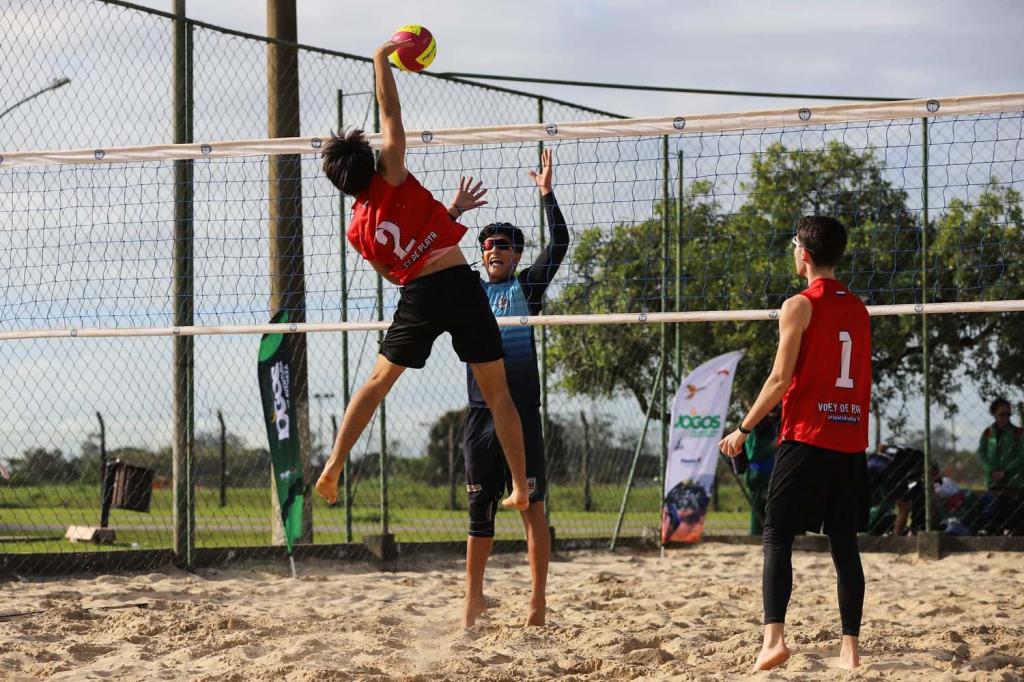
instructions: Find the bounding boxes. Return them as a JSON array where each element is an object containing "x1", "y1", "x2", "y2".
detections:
[
  {"x1": 347, "y1": 173, "x2": 466, "y2": 285},
  {"x1": 780, "y1": 278, "x2": 872, "y2": 453}
]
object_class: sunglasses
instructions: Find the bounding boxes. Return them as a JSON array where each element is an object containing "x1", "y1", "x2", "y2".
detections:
[
  {"x1": 791, "y1": 235, "x2": 814, "y2": 254},
  {"x1": 481, "y1": 238, "x2": 520, "y2": 252}
]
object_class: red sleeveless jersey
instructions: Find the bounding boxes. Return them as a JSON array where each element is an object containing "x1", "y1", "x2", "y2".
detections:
[
  {"x1": 780, "y1": 278, "x2": 872, "y2": 453},
  {"x1": 347, "y1": 173, "x2": 466, "y2": 285}
]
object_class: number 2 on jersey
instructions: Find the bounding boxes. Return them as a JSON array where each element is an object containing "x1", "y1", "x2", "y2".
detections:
[
  {"x1": 375, "y1": 221, "x2": 416, "y2": 260},
  {"x1": 835, "y1": 331, "x2": 855, "y2": 388}
]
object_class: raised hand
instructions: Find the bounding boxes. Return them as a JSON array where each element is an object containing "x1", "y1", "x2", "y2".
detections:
[
  {"x1": 528, "y1": 148, "x2": 554, "y2": 195},
  {"x1": 449, "y1": 176, "x2": 489, "y2": 217},
  {"x1": 375, "y1": 38, "x2": 414, "y2": 59}
]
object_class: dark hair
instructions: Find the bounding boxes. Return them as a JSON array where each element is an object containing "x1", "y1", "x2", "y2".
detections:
[
  {"x1": 796, "y1": 215, "x2": 848, "y2": 267},
  {"x1": 478, "y1": 222, "x2": 525, "y2": 252},
  {"x1": 321, "y1": 129, "x2": 375, "y2": 196},
  {"x1": 990, "y1": 397, "x2": 1012, "y2": 416}
]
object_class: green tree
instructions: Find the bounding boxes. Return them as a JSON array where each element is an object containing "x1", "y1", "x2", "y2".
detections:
[{"x1": 549, "y1": 143, "x2": 1023, "y2": 424}]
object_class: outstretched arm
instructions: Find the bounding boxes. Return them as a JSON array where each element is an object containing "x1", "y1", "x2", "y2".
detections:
[
  {"x1": 373, "y1": 40, "x2": 413, "y2": 186},
  {"x1": 521, "y1": 149, "x2": 569, "y2": 313},
  {"x1": 719, "y1": 295, "x2": 811, "y2": 456}
]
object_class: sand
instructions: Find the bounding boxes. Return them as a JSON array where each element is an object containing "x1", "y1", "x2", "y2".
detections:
[{"x1": 1, "y1": 544, "x2": 1022, "y2": 681}]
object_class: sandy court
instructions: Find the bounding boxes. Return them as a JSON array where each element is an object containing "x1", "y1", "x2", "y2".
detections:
[{"x1": 0, "y1": 544, "x2": 1022, "y2": 681}]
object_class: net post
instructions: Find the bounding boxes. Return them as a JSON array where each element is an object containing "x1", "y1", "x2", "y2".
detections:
[
  {"x1": 337, "y1": 88, "x2": 353, "y2": 543},
  {"x1": 611, "y1": 358, "x2": 665, "y2": 550},
  {"x1": 172, "y1": 0, "x2": 196, "y2": 570},
  {"x1": 537, "y1": 96, "x2": 552, "y2": 524},
  {"x1": 921, "y1": 116, "x2": 934, "y2": 533},
  {"x1": 660, "y1": 136, "x2": 670, "y2": 498},
  {"x1": 267, "y1": 0, "x2": 313, "y2": 545}
]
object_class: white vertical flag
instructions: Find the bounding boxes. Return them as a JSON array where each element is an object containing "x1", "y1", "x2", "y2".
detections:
[{"x1": 661, "y1": 350, "x2": 744, "y2": 544}]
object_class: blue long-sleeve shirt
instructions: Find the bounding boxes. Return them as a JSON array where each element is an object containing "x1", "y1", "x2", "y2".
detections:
[{"x1": 466, "y1": 192, "x2": 568, "y2": 408}]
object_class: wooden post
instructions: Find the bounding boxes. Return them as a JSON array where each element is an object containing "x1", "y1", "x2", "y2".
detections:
[{"x1": 267, "y1": 0, "x2": 313, "y2": 544}]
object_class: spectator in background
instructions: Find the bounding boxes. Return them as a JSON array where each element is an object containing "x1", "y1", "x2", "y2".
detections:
[{"x1": 977, "y1": 397, "x2": 1024, "y2": 534}]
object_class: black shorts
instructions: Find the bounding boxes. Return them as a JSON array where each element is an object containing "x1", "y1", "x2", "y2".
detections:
[
  {"x1": 463, "y1": 404, "x2": 546, "y2": 504},
  {"x1": 765, "y1": 440, "x2": 869, "y2": 535},
  {"x1": 380, "y1": 265, "x2": 504, "y2": 369}
]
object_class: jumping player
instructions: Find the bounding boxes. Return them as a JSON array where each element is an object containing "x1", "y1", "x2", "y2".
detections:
[
  {"x1": 719, "y1": 216, "x2": 871, "y2": 671},
  {"x1": 315, "y1": 39, "x2": 529, "y2": 512},
  {"x1": 462, "y1": 148, "x2": 567, "y2": 627}
]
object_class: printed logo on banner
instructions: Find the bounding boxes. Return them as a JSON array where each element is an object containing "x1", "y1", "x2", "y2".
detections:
[
  {"x1": 270, "y1": 361, "x2": 291, "y2": 441},
  {"x1": 662, "y1": 350, "x2": 744, "y2": 545}
]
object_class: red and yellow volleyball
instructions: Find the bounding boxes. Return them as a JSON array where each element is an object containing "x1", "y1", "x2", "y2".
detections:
[{"x1": 388, "y1": 24, "x2": 436, "y2": 72}]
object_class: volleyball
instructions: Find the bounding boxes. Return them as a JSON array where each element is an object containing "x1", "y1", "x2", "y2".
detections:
[{"x1": 388, "y1": 24, "x2": 436, "y2": 72}]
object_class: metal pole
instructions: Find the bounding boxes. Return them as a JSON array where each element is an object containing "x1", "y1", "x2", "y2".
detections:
[
  {"x1": 337, "y1": 88, "x2": 352, "y2": 541},
  {"x1": 675, "y1": 150, "x2": 684, "y2": 374},
  {"x1": 448, "y1": 420, "x2": 457, "y2": 511},
  {"x1": 217, "y1": 410, "x2": 227, "y2": 507},
  {"x1": 172, "y1": 0, "x2": 195, "y2": 569},
  {"x1": 97, "y1": 412, "x2": 111, "y2": 528},
  {"x1": 332, "y1": 414, "x2": 352, "y2": 542},
  {"x1": 372, "y1": 87, "x2": 389, "y2": 538},
  {"x1": 581, "y1": 411, "x2": 592, "y2": 512},
  {"x1": 660, "y1": 136, "x2": 669, "y2": 498},
  {"x1": 537, "y1": 96, "x2": 551, "y2": 523},
  {"x1": 921, "y1": 117, "x2": 934, "y2": 532},
  {"x1": 267, "y1": 0, "x2": 313, "y2": 544},
  {"x1": 611, "y1": 357, "x2": 665, "y2": 550}
]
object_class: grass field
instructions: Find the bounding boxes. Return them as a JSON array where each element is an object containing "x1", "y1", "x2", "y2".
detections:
[{"x1": 0, "y1": 481, "x2": 752, "y2": 554}]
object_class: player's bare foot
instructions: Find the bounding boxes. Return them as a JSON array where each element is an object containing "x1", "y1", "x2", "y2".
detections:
[
  {"x1": 838, "y1": 636, "x2": 859, "y2": 669},
  {"x1": 463, "y1": 593, "x2": 487, "y2": 627},
  {"x1": 525, "y1": 598, "x2": 545, "y2": 627},
  {"x1": 314, "y1": 470, "x2": 339, "y2": 504},
  {"x1": 501, "y1": 488, "x2": 529, "y2": 511},
  {"x1": 754, "y1": 643, "x2": 791, "y2": 671}
]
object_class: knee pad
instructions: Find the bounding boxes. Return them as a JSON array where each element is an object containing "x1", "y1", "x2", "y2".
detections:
[{"x1": 467, "y1": 483, "x2": 500, "y2": 537}]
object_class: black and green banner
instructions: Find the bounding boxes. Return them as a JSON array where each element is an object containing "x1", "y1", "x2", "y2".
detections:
[{"x1": 257, "y1": 310, "x2": 304, "y2": 554}]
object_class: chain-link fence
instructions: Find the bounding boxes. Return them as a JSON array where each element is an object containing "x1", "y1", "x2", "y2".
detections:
[{"x1": 2, "y1": 1, "x2": 1023, "y2": 576}]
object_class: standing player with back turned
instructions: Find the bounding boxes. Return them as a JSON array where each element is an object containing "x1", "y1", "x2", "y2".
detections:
[
  {"x1": 719, "y1": 216, "x2": 872, "y2": 671},
  {"x1": 315, "y1": 38, "x2": 530, "y2": 513}
]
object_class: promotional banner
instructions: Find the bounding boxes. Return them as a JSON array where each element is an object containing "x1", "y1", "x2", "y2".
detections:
[
  {"x1": 661, "y1": 350, "x2": 744, "y2": 544},
  {"x1": 257, "y1": 310, "x2": 304, "y2": 554}
]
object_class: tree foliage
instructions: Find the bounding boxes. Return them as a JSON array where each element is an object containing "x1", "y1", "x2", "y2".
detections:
[{"x1": 549, "y1": 142, "x2": 1024, "y2": 425}]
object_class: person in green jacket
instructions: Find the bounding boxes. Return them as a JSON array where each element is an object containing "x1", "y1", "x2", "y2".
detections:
[
  {"x1": 978, "y1": 398, "x2": 1024, "y2": 490},
  {"x1": 977, "y1": 397, "x2": 1024, "y2": 535}
]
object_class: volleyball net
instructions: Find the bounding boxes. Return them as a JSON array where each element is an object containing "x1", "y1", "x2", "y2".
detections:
[{"x1": 1, "y1": 92, "x2": 1022, "y2": 569}]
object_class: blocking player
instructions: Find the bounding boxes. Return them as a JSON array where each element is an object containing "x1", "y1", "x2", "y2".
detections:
[
  {"x1": 462, "y1": 148, "x2": 567, "y2": 628},
  {"x1": 719, "y1": 216, "x2": 872, "y2": 671},
  {"x1": 315, "y1": 39, "x2": 529, "y2": 512}
]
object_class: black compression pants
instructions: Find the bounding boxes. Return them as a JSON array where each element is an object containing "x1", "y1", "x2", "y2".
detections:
[{"x1": 762, "y1": 525, "x2": 865, "y2": 637}]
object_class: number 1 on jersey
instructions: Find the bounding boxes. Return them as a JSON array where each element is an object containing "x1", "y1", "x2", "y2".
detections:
[{"x1": 835, "y1": 331, "x2": 854, "y2": 388}]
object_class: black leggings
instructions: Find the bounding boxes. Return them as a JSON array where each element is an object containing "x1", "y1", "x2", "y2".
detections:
[{"x1": 762, "y1": 525, "x2": 865, "y2": 636}]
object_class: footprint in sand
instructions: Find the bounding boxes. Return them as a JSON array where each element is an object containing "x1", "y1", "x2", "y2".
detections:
[{"x1": 65, "y1": 642, "x2": 116, "y2": 662}]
